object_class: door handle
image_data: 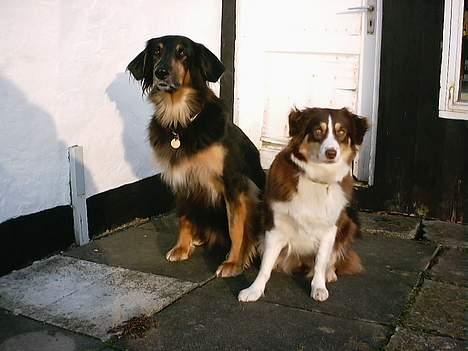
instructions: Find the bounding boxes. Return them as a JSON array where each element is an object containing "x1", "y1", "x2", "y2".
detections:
[
  {"x1": 337, "y1": 1, "x2": 376, "y2": 34},
  {"x1": 345, "y1": 5, "x2": 374, "y2": 13}
]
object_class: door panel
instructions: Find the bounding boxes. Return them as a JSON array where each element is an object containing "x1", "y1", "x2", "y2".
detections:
[{"x1": 234, "y1": 0, "x2": 382, "y2": 184}]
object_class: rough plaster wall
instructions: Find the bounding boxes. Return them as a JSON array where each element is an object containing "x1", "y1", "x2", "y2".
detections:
[{"x1": 0, "y1": 0, "x2": 221, "y2": 223}]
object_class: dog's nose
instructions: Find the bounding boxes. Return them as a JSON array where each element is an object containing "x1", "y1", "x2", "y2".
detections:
[
  {"x1": 155, "y1": 68, "x2": 169, "y2": 80},
  {"x1": 325, "y1": 148, "x2": 337, "y2": 160}
]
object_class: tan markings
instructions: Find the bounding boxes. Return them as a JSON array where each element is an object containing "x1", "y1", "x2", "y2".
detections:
[
  {"x1": 166, "y1": 216, "x2": 195, "y2": 261},
  {"x1": 334, "y1": 122, "x2": 342, "y2": 131},
  {"x1": 182, "y1": 68, "x2": 191, "y2": 86},
  {"x1": 217, "y1": 190, "x2": 259, "y2": 277},
  {"x1": 171, "y1": 59, "x2": 186, "y2": 88},
  {"x1": 210, "y1": 175, "x2": 225, "y2": 196},
  {"x1": 339, "y1": 143, "x2": 355, "y2": 165},
  {"x1": 150, "y1": 86, "x2": 200, "y2": 128},
  {"x1": 320, "y1": 122, "x2": 327, "y2": 133},
  {"x1": 216, "y1": 194, "x2": 248, "y2": 277},
  {"x1": 164, "y1": 144, "x2": 226, "y2": 203},
  {"x1": 167, "y1": 144, "x2": 225, "y2": 176},
  {"x1": 298, "y1": 135, "x2": 321, "y2": 161}
]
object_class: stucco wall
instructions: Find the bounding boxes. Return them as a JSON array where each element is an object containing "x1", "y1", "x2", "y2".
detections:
[{"x1": 0, "y1": 0, "x2": 221, "y2": 223}]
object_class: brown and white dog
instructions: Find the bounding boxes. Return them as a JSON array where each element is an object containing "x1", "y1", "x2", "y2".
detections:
[{"x1": 238, "y1": 107, "x2": 368, "y2": 302}]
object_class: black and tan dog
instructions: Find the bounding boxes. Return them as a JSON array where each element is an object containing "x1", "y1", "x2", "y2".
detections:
[{"x1": 127, "y1": 35, "x2": 265, "y2": 277}]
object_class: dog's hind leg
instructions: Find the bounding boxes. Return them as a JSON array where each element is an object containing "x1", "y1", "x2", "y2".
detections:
[
  {"x1": 238, "y1": 230, "x2": 286, "y2": 302},
  {"x1": 216, "y1": 192, "x2": 250, "y2": 277},
  {"x1": 166, "y1": 216, "x2": 196, "y2": 261}
]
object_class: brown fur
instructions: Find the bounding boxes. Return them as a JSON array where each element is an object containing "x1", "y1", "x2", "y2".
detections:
[
  {"x1": 264, "y1": 150, "x2": 300, "y2": 231},
  {"x1": 221, "y1": 193, "x2": 252, "y2": 276},
  {"x1": 166, "y1": 216, "x2": 196, "y2": 261},
  {"x1": 334, "y1": 209, "x2": 363, "y2": 275}
]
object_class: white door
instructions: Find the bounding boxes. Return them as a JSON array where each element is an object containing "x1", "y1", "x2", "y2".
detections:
[{"x1": 234, "y1": 0, "x2": 382, "y2": 185}]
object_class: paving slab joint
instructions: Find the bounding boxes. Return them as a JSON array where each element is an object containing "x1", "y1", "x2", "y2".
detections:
[{"x1": 383, "y1": 245, "x2": 444, "y2": 349}]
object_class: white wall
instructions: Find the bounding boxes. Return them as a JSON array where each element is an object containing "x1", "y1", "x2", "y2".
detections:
[{"x1": 0, "y1": 0, "x2": 222, "y2": 223}]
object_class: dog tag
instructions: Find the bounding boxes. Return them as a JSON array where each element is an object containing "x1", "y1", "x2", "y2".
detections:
[{"x1": 170, "y1": 137, "x2": 181, "y2": 149}]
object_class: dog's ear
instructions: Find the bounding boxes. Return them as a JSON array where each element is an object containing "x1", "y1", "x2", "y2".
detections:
[
  {"x1": 196, "y1": 43, "x2": 225, "y2": 82},
  {"x1": 127, "y1": 49, "x2": 147, "y2": 81},
  {"x1": 350, "y1": 113, "x2": 369, "y2": 146},
  {"x1": 288, "y1": 107, "x2": 307, "y2": 137},
  {"x1": 127, "y1": 45, "x2": 154, "y2": 93}
]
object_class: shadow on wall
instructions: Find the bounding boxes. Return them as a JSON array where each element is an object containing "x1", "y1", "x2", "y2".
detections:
[
  {"x1": 106, "y1": 72, "x2": 155, "y2": 178},
  {"x1": 0, "y1": 75, "x2": 98, "y2": 218},
  {"x1": 0, "y1": 75, "x2": 97, "y2": 271}
]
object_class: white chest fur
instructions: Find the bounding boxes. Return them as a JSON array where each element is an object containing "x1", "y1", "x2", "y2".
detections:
[{"x1": 271, "y1": 176, "x2": 348, "y2": 255}]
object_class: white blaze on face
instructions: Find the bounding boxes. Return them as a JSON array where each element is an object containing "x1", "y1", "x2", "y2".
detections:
[{"x1": 319, "y1": 115, "x2": 340, "y2": 162}]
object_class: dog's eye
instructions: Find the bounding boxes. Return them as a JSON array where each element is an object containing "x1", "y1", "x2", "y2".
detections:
[
  {"x1": 337, "y1": 129, "x2": 346, "y2": 136},
  {"x1": 154, "y1": 47, "x2": 161, "y2": 57},
  {"x1": 177, "y1": 47, "x2": 186, "y2": 58},
  {"x1": 313, "y1": 128, "x2": 323, "y2": 139}
]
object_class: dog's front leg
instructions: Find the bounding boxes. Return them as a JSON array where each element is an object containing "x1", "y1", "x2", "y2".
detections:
[
  {"x1": 310, "y1": 225, "x2": 337, "y2": 302},
  {"x1": 216, "y1": 193, "x2": 249, "y2": 278},
  {"x1": 238, "y1": 230, "x2": 286, "y2": 302},
  {"x1": 166, "y1": 216, "x2": 195, "y2": 261}
]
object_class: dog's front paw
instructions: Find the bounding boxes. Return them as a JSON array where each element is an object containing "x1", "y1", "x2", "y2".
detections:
[
  {"x1": 166, "y1": 245, "x2": 192, "y2": 262},
  {"x1": 311, "y1": 286, "x2": 329, "y2": 302},
  {"x1": 238, "y1": 286, "x2": 263, "y2": 302},
  {"x1": 216, "y1": 261, "x2": 243, "y2": 278}
]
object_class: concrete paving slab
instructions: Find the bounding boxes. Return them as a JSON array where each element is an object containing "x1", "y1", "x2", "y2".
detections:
[
  {"x1": 401, "y1": 280, "x2": 467, "y2": 339},
  {"x1": 0, "y1": 256, "x2": 110, "y2": 316},
  {"x1": 230, "y1": 235, "x2": 436, "y2": 325},
  {"x1": 385, "y1": 326, "x2": 465, "y2": 351},
  {"x1": 359, "y1": 212, "x2": 420, "y2": 239},
  {"x1": 355, "y1": 234, "x2": 436, "y2": 273},
  {"x1": 67, "y1": 213, "x2": 225, "y2": 284},
  {"x1": 0, "y1": 308, "x2": 105, "y2": 351},
  {"x1": 0, "y1": 256, "x2": 196, "y2": 341},
  {"x1": 427, "y1": 248, "x2": 467, "y2": 286},
  {"x1": 116, "y1": 279, "x2": 392, "y2": 351},
  {"x1": 423, "y1": 220, "x2": 467, "y2": 249}
]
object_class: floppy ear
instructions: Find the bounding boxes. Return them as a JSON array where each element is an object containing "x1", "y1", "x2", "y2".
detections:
[
  {"x1": 288, "y1": 107, "x2": 306, "y2": 137},
  {"x1": 127, "y1": 46, "x2": 154, "y2": 93},
  {"x1": 351, "y1": 114, "x2": 369, "y2": 146},
  {"x1": 127, "y1": 49, "x2": 147, "y2": 81},
  {"x1": 197, "y1": 43, "x2": 225, "y2": 82}
]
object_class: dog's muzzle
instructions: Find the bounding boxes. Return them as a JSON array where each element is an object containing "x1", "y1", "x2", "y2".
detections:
[{"x1": 154, "y1": 68, "x2": 180, "y2": 91}]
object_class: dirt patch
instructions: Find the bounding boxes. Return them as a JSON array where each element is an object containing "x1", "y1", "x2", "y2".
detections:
[{"x1": 108, "y1": 315, "x2": 158, "y2": 339}]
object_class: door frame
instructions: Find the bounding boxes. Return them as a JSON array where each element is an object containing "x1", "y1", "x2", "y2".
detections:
[{"x1": 354, "y1": 0, "x2": 383, "y2": 185}]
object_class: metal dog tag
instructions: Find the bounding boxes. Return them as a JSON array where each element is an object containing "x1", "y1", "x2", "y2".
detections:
[{"x1": 170, "y1": 137, "x2": 181, "y2": 149}]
